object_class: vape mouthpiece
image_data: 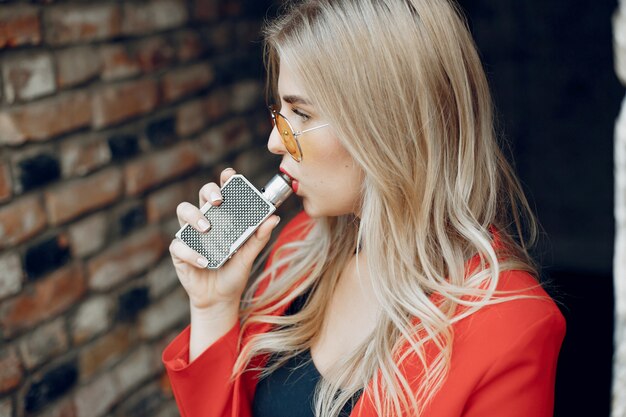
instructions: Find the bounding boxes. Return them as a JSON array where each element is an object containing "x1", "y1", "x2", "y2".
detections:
[{"x1": 262, "y1": 173, "x2": 293, "y2": 207}]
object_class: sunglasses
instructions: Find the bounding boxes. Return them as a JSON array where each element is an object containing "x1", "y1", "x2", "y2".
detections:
[{"x1": 269, "y1": 105, "x2": 330, "y2": 162}]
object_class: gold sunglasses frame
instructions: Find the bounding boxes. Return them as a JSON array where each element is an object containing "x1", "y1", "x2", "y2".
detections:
[{"x1": 269, "y1": 105, "x2": 330, "y2": 162}]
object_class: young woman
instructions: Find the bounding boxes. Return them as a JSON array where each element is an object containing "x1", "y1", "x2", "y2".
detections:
[{"x1": 164, "y1": 1, "x2": 566, "y2": 416}]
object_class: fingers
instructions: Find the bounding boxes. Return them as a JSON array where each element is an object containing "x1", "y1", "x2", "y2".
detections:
[
  {"x1": 176, "y1": 201, "x2": 211, "y2": 231},
  {"x1": 235, "y1": 215, "x2": 281, "y2": 264},
  {"x1": 220, "y1": 167, "x2": 236, "y2": 187},
  {"x1": 172, "y1": 214, "x2": 281, "y2": 272},
  {"x1": 169, "y1": 239, "x2": 209, "y2": 268},
  {"x1": 198, "y1": 182, "x2": 223, "y2": 209},
  {"x1": 198, "y1": 168, "x2": 235, "y2": 207}
]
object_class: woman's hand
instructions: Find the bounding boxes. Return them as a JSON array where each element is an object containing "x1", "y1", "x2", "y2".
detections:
[{"x1": 169, "y1": 168, "x2": 281, "y2": 316}]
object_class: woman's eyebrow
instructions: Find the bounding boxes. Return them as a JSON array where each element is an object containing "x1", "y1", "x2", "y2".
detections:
[{"x1": 282, "y1": 95, "x2": 312, "y2": 106}]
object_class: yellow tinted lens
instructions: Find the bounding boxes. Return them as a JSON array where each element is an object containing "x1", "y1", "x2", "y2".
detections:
[{"x1": 275, "y1": 112, "x2": 301, "y2": 160}]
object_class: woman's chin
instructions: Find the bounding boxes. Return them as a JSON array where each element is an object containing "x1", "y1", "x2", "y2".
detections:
[
  {"x1": 302, "y1": 198, "x2": 327, "y2": 219},
  {"x1": 302, "y1": 198, "x2": 348, "y2": 219},
  {"x1": 302, "y1": 199, "x2": 319, "y2": 218}
]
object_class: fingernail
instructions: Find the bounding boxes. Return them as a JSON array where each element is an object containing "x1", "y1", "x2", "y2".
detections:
[
  {"x1": 197, "y1": 218, "x2": 211, "y2": 231},
  {"x1": 196, "y1": 257, "x2": 209, "y2": 268},
  {"x1": 210, "y1": 192, "x2": 223, "y2": 203},
  {"x1": 274, "y1": 216, "x2": 281, "y2": 227}
]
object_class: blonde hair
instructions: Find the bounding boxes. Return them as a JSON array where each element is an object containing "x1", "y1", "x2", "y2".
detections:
[{"x1": 235, "y1": 0, "x2": 540, "y2": 415}]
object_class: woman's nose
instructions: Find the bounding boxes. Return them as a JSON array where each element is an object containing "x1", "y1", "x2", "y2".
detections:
[{"x1": 267, "y1": 125, "x2": 288, "y2": 156}]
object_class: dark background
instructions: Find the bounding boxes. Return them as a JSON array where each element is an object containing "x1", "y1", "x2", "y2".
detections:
[{"x1": 458, "y1": 1, "x2": 618, "y2": 416}]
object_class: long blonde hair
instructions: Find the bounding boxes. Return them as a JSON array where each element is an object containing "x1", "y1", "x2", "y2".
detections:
[{"x1": 235, "y1": 0, "x2": 539, "y2": 415}]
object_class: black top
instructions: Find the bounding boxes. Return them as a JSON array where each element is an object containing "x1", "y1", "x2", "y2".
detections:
[{"x1": 252, "y1": 291, "x2": 363, "y2": 417}]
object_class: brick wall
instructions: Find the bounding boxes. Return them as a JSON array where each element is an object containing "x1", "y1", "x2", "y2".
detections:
[
  {"x1": 615, "y1": 2, "x2": 626, "y2": 416},
  {"x1": 0, "y1": 1, "x2": 278, "y2": 416}
]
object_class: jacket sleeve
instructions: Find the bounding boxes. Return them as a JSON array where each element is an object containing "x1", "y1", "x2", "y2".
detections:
[
  {"x1": 161, "y1": 211, "x2": 312, "y2": 417},
  {"x1": 162, "y1": 322, "x2": 241, "y2": 417},
  {"x1": 461, "y1": 310, "x2": 566, "y2": 417}
]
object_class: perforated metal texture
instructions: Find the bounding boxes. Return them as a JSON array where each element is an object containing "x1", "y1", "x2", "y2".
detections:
[{"x1": 178, "y1": 176, "x2": 273, "y2": 268}]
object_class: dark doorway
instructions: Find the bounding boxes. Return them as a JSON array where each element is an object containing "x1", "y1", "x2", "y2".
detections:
[{"x1": 459, "y1": 1, "x2": 618, "y2": 416}]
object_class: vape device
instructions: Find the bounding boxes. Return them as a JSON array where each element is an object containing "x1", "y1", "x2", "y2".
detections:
[{"x1": 175, "y1": 173, "x2": 293, "y2": 269}]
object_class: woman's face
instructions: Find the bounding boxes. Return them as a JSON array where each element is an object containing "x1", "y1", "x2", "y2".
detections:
[{"x1": 267, "y1": 61, "x2": 363, "y2": 218}]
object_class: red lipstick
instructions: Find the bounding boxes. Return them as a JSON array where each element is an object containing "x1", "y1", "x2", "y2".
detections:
[{"x1": 279, "y1": 166, "x2": 299, "y2": 194}]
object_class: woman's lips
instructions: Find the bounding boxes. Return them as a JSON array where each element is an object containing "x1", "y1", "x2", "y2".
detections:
[{"x1": 279, "y1": 166, "x2": 299, "y2": 194}]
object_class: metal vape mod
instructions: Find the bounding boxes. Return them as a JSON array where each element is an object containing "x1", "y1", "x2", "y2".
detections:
[{"x1": 175, "y1": 173, "x2": 293, "y2": 269}]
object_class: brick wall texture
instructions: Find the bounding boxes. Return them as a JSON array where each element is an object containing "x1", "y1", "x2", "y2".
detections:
[
  {"x1": 615, "y1": 2, "x2": 626, "y2": 417},
  {"x1": 0, "y1": 1, "x2": 277, "y2": 416}
]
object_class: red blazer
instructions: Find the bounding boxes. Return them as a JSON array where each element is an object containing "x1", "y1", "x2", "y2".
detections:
[{"x1": 163, "y1": 212, "x2": 566, "y2": 417}]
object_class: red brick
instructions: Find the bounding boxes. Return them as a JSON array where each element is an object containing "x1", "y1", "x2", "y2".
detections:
[
  {"x1": 59, "y1": 133, "x2": 111, "y2": 178},
  {"x1": 0, "y1": 263, "x2": 86, "y2": 336},
  {"x1": 147, "y1": 175, "x2": 201, "y2": 223},
  {"x1": 146, "y1": 181, "x2": 187, "y2": 223},
  {"x1": 122, "y1": 0, "x2": 188, "y2": 36},
  {"x1": 100, "y1": 44, "x2": 140, "y2": 81},
  {"x1": 87, "y1": 228, "x2": 167, "y2": 290},
  {"x1": 55, "y1": 46, "x2": 102, "y2": 88},
  {"x1": 156, "y1": 401, "x2": 181, "y2": 417},
  {"x1": 0, "y1": 91, "x2": 92, "y2": 145},
  {"x1": 0, "y1": 398, "x2": 12, "y2": 417},
  {"x1": 44, "y1": 4, "x2": 121, "y2": 45},
  {"x1": 0, "y1": 346, "x2": 22, "y2": 393},
  {"x1": 112, "y1": 346, "x2": 155, "y2": 395},
  {"x1": 162, "y1": 63, "x2": 214, "y2": 103},
  {"x1": 0, "y1": 5, "x2": 42, "y2": 48},
  {"x1": 79, "y1": 326, "x2": 133, "y2": 379},
  {"x1": 116, "y1": 382, "x2": 163, "y2": 417},
  {"x1": 44, "y1": 167, "x2": 122, "y2": 226},
  {"x1": 175, "y1": 30, "x2": 205, "y2": 62},
  {"x1": 134, "y1": 36, "x2": 176, "y2": 73},
  {"x1": 234, "y1": 148, "x2": 272, "y2": 178},
  {"x1": 0, "y1": 194, "x2": 47, "y2": 249},
  {"x1": 254, "y1": 112, "x2": 273, "y2": 138},
  {"x1": 71, "y1": 296, "x2": 112, "y2": 345},
  {"x1": 74, "y1": 373, "x2": 118, "y2": 417},
  {"x1": 205, "y1": 87, "x2": 230, "y2": 121},
  {"x1": 176, "y1": 99, "x2": 206, "y2": 137},
  {"x1": 231, "y1": 80, "x2": 263, "y2": 113},
  {"x1": 221, "y1": 118, "x2": 253, "y2": 151},
  {"x1": 92, "y1": 78, "x2": 158, "y2": 128},
  {"x1": 0, "y1": 252, "x2": 23, "y2": 300},
  {"x1": 10, "y1": 147, "x2": 61, "y2": 193},
  {"x1": 18, "y1": 318, "x2": 69, "y2": 369},
  {"x1": 147, "y1": 258, "x2": 178, "y2": 299},
  {"x1": 221, "y1": 1, "x2": 243, "y2": 17},
  {"x1": 68, "y1": 213, "x2": 108, "y2": 258},
  {"x1": 197, "y1": 128, "x2": 228, "y2": 167},
  {"x1": 36, "y1": 397, "x2": 76, "y2": 417},
  {"x1": 193, "y1": 0, "x2": 219, "y2": 22},
  {"x1": 0, "y1": 163, "x2": 12, "y2": 202},
  {"x1": 197, "y1": 119, "x2": 252, "y2": 166},
  {"x1": 186, "y1": 175, "x2": 207, "y2": 204},
  {"x1": 139, "y1": 287, "x2": 188, "y2": 339},
  {"x1": 207, "y1": 22, "x2": 233, "y2": 53},
  {"x1": 2, "y1": 52, "x2": 55, "y2": 103},
  {"x1": 162, "y1": 215, "x2": 182, "y2": 238},
  {"x1": 124, "y1": 142, "x2": 200, "y2": 196}
]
